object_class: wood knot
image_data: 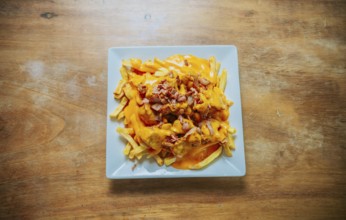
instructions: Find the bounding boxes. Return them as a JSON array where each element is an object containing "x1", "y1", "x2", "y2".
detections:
[{"x1": 40, "y1": 12, "x2": 58, "y2": 19}]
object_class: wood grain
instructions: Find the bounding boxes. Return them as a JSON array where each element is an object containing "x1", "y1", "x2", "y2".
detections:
[{"x1": 1, "y1": 0, "x2": 345, "y2": 219}]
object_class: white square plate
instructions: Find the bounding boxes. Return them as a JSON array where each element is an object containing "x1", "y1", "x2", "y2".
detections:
[{"x1": 106, "y1": 45, "x2": 245, "y2": 179}]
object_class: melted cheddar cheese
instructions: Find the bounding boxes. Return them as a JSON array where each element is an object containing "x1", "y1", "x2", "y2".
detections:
[{"x1": 111, "y1": 54, "x2": 236, "y2": 170}]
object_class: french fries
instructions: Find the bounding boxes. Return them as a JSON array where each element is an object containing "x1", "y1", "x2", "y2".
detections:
[{"x1": 111, "y1": 54, "x2": 236, "y2": 170}]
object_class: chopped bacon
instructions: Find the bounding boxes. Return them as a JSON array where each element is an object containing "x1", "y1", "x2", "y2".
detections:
[
  {"x1": 151, "y1": 103, "x2": 163, "y2": 111},
  {"x1": 184, "y1": 59, "x2": 189, "y2": 66},
  {"x1": 182, "y1": 121, "x2": 189, "y2": 131},
  {"x1": 199, "y1": 77, "x2": 210, "y2": 86},
  {"x1": 149, "y1": 95, "x2": 161, "y2": 103},
  {"x1": 195, "y1": 96, "x2": 203, "y2": 104},
  {"x1": 184, "y1": 127, "x2": 196, "y2": 137},
  {"x1": 166, "y1": 134, "x2": 179, "y2": 144},
  {"x1": 153, "y1": 86, "x2": 160, "y2": 94},
  {"x1": 160, "y1": 97, "x2": 168, "y2": 104},
  {"x1": 187, "y1": 96, "x2": 194, "y2": 105},
  {"x1": 178, "y1": 115, "x2": 183, "y2": 123},
  {"x1": 190, "y1": 87, "x2": 198, "y2": 95},
  {"x1": 162, "y1": 141, "x2": 174, "y2": 147},
  {"x1": 137, "y1": 84, "x2": 147, "y2": 97},
  {"x1": 176, "y1": 76, "x2": 181, "y2": 84},
  {"x1": 177, "y1": 95, "x2": 186, "y2": 102},
  {"x1": 142, "y1": 98, "x2": 149, "y2": 104},
  {"x1": 193, "y1": 77, "x2": 200, "y2": 88}
]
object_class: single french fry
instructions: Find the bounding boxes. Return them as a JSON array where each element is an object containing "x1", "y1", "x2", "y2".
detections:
[
  {"x1": 130, "y1": 58, "x2": 142, "y2": 69},
  {"x1": 209, "y1": 56, "x2": 217, "y2": 79},
  {"x1": 114, "y1": 80, "x2": 126, "y2": 97},
  {"x1": 130, "y1": 145, "x2": 147, "y2": 155},
  {"x1": 114, "y1": 90, "x2": 124, "y2": 99},
  {"x1": 154, "y1": 58, "x2": 165, "y2": 67},
  {"x1": 123, "y1": 83, "x2": 134, "y2": 99},
  {"x1": 117, "y1": 111, "x2": 125, "y2": 120},
  {"x1": 153, "y1": 155, "x2": 163, "y2": 166},
  {"x1": 227, "y1": 127, "x2": 236, "y2": 134},
  {"x1": 216, "y1": 62, "x2": 221, "y2": 75},
  {"x1": 123, "y1": 142, "x2": 131, "y2": 155},
  {"x1": 120, "y1": 66, "x2": 128, "y2": 80},
  {"x1": 164, "y1": 157, "x2": 176, "y2": 166},
  {"x1": 189, "y1": 146, "x2": 222, "y2": 169},
  {"x1": 110, "y1": 97, "x2": 128, "y2": 119},
  {"x1": 227, "y1": 135, "x2": 236, "y2": 150},
  {"x1": 154, "y1": 67, "x2": 170, "y2": 76},
  {"x1": 219, "y1": 69, "x2": 227, "y2": 92},
  {"x1": 135, "y1": 153, "x2": 143, "y2": 160}
]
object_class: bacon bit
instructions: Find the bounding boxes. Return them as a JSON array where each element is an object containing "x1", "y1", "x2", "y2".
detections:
[
  {"x1": 160, "y1": 97, "x2": 168, "y2": 104},
  {"x1": 182, "y1": 121, "x2": 189, "y2": 131},
  {"x1": 151, "y1": 103, "x2": 163, "y2": 111},
  {"x1": 162, "y1": 141, "x2": 174, "y2": 147},
  {"x1": 195, "y1": 96, "x2": 203, "y2": 104},
  {"x1": 153, "y1": 87, "x2": 160, "y2": 94},
  {"x1": 184, "y1": 59, "x2": 189, "y2": 66},
  {"x1": 157, "y1": 121, "x2": 164, "y2": 128},
  {"x1": 166, "y1": 134, "x2": 179, "y2": 143},
  {"x1": 206, "y1": 120, "x2": 214, "y2": 135},
  {"x1": 190, "y1": 87, "x2": 198, "y2": 95},
  {"x1": 199, "y1": 77, "x2": 210, "y2": 86},
  {"x1": 176, "y1": 76, "x2": 181, "y2": 84},
  {"x1": 184, "y1": 127, "x2": 196, "y2": 137},
  {"x1": 187, "y1": 96, "x2": 194, "y2": 105},
  {"x1": 177, "y1": 95, "x2": 186, "y2": 102},
  {"x1": 155, "y1": 114, "x2": 162, "y2": 122},
  {"x1": 149, "y1": 95, "x2": 161, "y2": 103},
  {"x1": 160, "y1": 105, "x2": 171, "y2": 115},
  {"x1": 196, "y1": 127, "x2": 202, "y2": 134},
  {"x1": 159, "y1": 80, "x2": 168, "y2": 89},
  {"x1": 160, "y1": 89, "x2": 168, "y2": 96},
  {"x1": 167, "y1": 88, "x2": 178, "y2": 99},
  {"x1": 193, "y1": 77, "x2": 200, "y2": 88},
  {"x1": 137, "y1": 84, "x2": 147, "y2": 97},
  {"x1": 142, "y1": 98, "x2": 149, "y2": 104},
  {"x1": 178, "y1": 115, "x2": 183, "y2": 123}
]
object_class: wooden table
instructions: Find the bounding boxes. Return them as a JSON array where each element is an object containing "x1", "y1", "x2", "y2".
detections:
[{"x1": 1, "y1": 0, "x2": 345, "y2": 219}]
